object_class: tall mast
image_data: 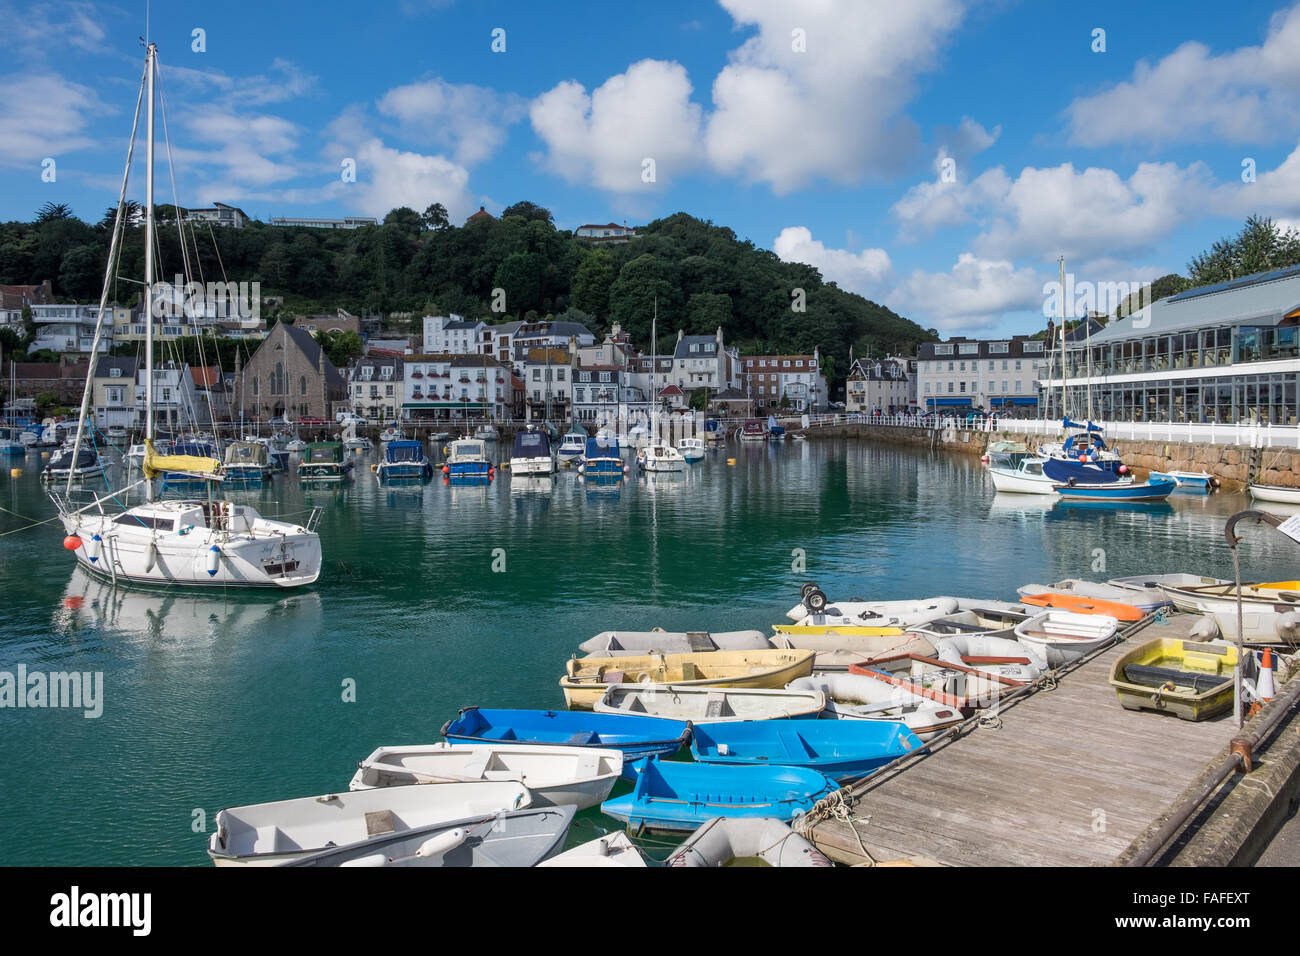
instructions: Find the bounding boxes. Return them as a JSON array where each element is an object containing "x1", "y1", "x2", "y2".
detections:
[
  {"x1": 1058, "y1": 255, "x2": 1066, "y2": 423},
  {"x1": 651, "y1": 298, "x2": 657, "y2": 442},
  {"x1": 144, "y1": 42, "x2": 156, "y2": 443}
]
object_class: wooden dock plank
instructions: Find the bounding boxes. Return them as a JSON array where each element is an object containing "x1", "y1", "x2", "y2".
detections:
[{"x1": 808, "y1": 616, "x2": 1242, "y2": 866}]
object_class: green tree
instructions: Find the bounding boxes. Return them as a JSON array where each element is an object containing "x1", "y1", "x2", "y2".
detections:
[
  {"x1": 570, "y1": 251, "x2": 615, "y2": 319},
  {"x1": 421, "y1": 203, "x2": 450, "y2": 230},
  {"x1": 317, "y1": 330, "x2": 364, "y2": 369},
  {"x1": 501, "y1": 201, "x2": 554, "y2": 224},
  {"x1": 1188, "y1": 215, "x2": 1300, "y2": 286},
  {"x1": 493, "y1": 252, "x2": 546, "y2": 316},
  {"x1": 383, "y1": 206, "x2": 424, "y2": 235},
  {"x1": 35, "y1": 202, "x2": 74, "y2": 222},
  {"x1": 685, "y1": 292, "x2": 732, "y2": 334},
  {"x1": 608, "y1": 254, "x2": 676, "y2": 342}
]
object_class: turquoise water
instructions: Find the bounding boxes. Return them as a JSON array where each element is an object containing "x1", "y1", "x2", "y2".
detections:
[{"x1": 0, "y1": 439, "x2": 1295, "y2": 865}]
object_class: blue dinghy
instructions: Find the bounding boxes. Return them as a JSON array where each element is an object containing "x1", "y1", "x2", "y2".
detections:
[
  {"x1": 441, "y1": 707, "x2": 690, "y2": 767},
  {"x1": 601, "y1": 756, "x2": 839, "y2": 832},
  {"x1": 1055, "y1": 477, "x2": 1176, "y2": 502},
  {"x1": 691, "y1": 719, "x2": 922, "y2": 780}
]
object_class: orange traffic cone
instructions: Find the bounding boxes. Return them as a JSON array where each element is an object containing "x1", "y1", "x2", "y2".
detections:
[{"x1": 1258, "y1": 648, "x2": 1276, "y2": 703}]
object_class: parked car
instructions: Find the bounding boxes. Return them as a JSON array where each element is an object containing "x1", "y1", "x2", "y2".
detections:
[{"x1": 296, "y1": 417, "x2": 328, "y2": 425}]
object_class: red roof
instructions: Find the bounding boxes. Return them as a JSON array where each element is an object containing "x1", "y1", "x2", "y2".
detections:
[
  {"x1": 658, "y1": 384, "x2": 684, "y2": 396},
  {"x1": 190, "y1": 365, "x2": 221, "y2": 387}
]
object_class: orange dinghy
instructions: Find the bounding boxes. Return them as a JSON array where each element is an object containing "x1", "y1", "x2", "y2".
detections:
[{"x1": 1020, "y1": 592, "x2": 1144, "y2": 622}]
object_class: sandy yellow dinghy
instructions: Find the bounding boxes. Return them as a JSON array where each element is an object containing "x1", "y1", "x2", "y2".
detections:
[
  {"x1": 562, "y1": 649, "x2": 815, "y2": 710},
  {"x1": 1108, "y1": 638, "x2": 1241, "y2": 721}
]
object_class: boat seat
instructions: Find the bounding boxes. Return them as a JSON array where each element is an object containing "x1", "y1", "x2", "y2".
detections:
[
  {"x1": 779, "y1": 730, "x2": 816, "y2": 759},
  {"x1": 620, "y1": 695, "x2": 647, "y2": 712},
  {"x1": 564, "y1": 731, "x2": 599, "y2": 745},
  {"x1": 480, "y1": 727, "x2": 516, "y2": 741},
  {"x1": 461, "y1": 753, "x2": 492, "y2": 779},
  {"x1": 601, "y1": 670, "x2": 625, "y2": 684},
  {"x1": 704, "y1": 693, "x2": 729, "y2": 718},
  {"x1": 365, "y1": 809, "x2": 397, "y2": 837},
  {"x1": 251, "y1": 825, "x2": 290, "y2": 852}
]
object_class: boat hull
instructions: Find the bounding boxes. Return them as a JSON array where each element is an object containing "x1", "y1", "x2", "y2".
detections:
[
  {"x1": 1055, "y1": 478, "x2": 1176, "y2": 501},
  {"x1": 561, "y1": 649, "x2": 816, "y2": 709},
  {"x1": 690, "y1": 718, "x2": 923, "y2": 779},
  {"x1": 1249, "y1": 483, "x2": 1300, "y2": 504}
]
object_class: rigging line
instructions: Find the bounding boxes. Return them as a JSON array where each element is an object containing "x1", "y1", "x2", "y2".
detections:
[{"x1": 63, "y1": 58, "x2": 148, "y2": 500}]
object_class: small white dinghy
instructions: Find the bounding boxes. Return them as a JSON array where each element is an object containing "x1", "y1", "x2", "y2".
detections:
[
  {"x1": 1013, "y1": 610, "x2": 1119, "y2": 667},
  {"x1": 594, "y1": 684, "x2": 826, "y2": 722},
  {"x1": 284, "y1": 805, "x2": 575, "y2": 868},
  {"x1": 349, "y1": 743, "x2": 623, "y2": 811},
  {"x1": 910, "y1": 608, "x2": 1031, "y2": 642},
  {"x1": 208, "y1": 780, "x2": 530, "y2": 867},
  {"x1": 578, "y1": 629, "x2": 772, "y2": 655},
  {"x1": 665, "y1": 816, "x2": 832, "y2": 868},
  {"x1": 1108, "y1": 574, "x2": 1230, "y2": 608},
  {"x1": 537, "y1": 830, "x2": 648, "y2": 868},
  {"x1": 786, "y1": 674, "x2": 963, "y2": 740}
]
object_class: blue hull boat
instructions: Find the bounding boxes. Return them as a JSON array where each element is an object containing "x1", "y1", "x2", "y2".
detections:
[
  {"x1": 441, "y1": 708, "x2": 690, "y2": 768},
  {"x1": 691, "y1": 719, "x2": 922, "y2": 780},
  {"x1": 377, "y1": 440, "x2": 433, "y2": 481},
  {"x1": 1055, "y1": 477, "x2": 1177, "y2": 502},
  {"x1": 601, "y1": 757, "x2": 839, "y2": 832},
  {"x1": 1150, "y1": 471, "x2": 1214, "y2": 492}
]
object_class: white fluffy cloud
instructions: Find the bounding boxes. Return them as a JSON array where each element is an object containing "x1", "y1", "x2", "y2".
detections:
[
  {"x1": 887, "y1": 254, "x2": 1044, "y2": 331},
  {"x1": 773, "y1": 226, "x2": 893, "y2": 296},
  {"x1": 0, "y1": 73, "x2": 103, "y2": 164},
  {"x1": 1211, "y1": 141, "x2": 1300, "y2": 219},
  {"x1": 530, "y1": 59, "x2": 703, "y2": 192},
  {"x1": 179, "y1": 109, "x2": 301, "y2": 187},
  {"x1": 1065, "y1": 4, "x2": 1300, "y2": 145},
  {"x1": 975, "y1": 162, "x2": 1212, "y2": 262},
  {"x1": 704, "y1": 0, "x2": 968, "y2": 191},
  {"x1": 891, "y1": 167, "x2": 1010, "y2": 242},
  {"x1": 377, "y1": 78, "x2": 526, "y2": 166},
  {"x1": 341, "y1": 138, "x2": 473, "y2": 222}
]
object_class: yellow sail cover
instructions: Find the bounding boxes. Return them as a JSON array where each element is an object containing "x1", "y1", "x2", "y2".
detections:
[{"x1": 142, "y1": 439, "x2": 221, "y2": 480}]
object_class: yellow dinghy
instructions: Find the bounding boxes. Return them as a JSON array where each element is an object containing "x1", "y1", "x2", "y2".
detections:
[
  {"x1": 772, "y1": 624, "x2": 906, "y2": 638},
  {"x1": 562, "y1": 649, "x2": 815, "y2": 710},
  {"x1": 1108, "y1": 638, "x2": 1238, "y2": 721}
]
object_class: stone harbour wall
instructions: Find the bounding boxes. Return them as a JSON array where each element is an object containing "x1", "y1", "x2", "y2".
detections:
[{"x1": 800, "y1": 423, "x2": 1299, "y2": 491}]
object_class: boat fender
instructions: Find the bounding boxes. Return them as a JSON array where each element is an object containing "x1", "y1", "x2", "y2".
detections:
[
  {"x1": 415, "y1": 828, "x2": 468, "y2": 859},
  {"x1": 143, "y1": 540, "x2": 158, "y2": 573},
  {"x1": 87, "y1": 533, "x2": 102, "y2": 562},
  {"x1": 206, "y1": 545, "x2": 220, "y2": 576},
  {"x1": 63, "y1": 535, "x2": 82, "y2": 551}
]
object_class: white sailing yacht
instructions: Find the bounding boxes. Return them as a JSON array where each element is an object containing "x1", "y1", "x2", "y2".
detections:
[{"x1": 50, "y1": 41, "x2": 322, "y2": 589}]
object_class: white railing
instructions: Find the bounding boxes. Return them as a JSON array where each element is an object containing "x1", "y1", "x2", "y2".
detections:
[{"x1": 829, "y1": 412, "x2": 1299, "y2": 448}]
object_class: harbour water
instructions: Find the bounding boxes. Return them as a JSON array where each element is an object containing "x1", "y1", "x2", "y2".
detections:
[{"x1": 0, "y1": 439, "x2": 1294, "y2": 865}]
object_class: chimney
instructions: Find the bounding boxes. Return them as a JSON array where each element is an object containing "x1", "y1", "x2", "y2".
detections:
[{"x1": 716, "y1": 326, "x2": 723, "y2": 347}]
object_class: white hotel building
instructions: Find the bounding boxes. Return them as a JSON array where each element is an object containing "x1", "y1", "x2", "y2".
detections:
[{"x1": 916, "y1": 335, "x2": 1048, "y2": 414}]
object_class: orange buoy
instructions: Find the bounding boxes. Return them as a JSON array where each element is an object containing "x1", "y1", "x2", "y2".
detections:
[
  {"x1": 63, "y1": 535, "x2": 82, "y2": 551},
  {"x1": 63, "y1": 596, "x2": 84, "y2": 610},
  {"x1": 1020, "y1": 592, "x2": 1144, "y2": 622}
]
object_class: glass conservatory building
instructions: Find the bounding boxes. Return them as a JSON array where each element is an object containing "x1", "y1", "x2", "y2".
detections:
[{"x1": 1039, "y1": 265, "x2": 1300, "y2": 426}]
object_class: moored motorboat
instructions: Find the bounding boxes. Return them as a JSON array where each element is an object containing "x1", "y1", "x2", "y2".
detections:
[
  {"x1": 1054, "y1": 477, "x2": 1176, "y2": 502},
  {"x1": 349, "y1": 743, "x2": 622, "y2": 810},
  {"x1": 40, "y1": 443, "x2": 104, "y2": 482},
  {"x1": 676, "y1": 437, "x2": 706, "y2": 462},
  {"x1": 442, "y1": 437, "x2": 493, "y2": 480},
  {"x1": 1012, "y1": 610, "x2": 1120, "y2": 666},
  {"x1": 988, "y1": 457, "x2": 1058, "y2": 495},
  {"x1": 594, "y1": 684, "x2": 825, "y2": 722},
  {"x1": 509, "y1": 429, "x2": 554, "y2": 475},
  {"x1": 665, "y1": 816, "x2": 832, "y2": 867},
  {"x1": 375, "y1": 439, "x2": 433, "y2": 481},
  {"x1": 636, "y1": 443, "x2": 686, "y2": 472},
  {"x1": 282, "y1": 805, "x2": 575, "y2": 868},
  {"x1": 600, "y1": 756, "x2": 839, "y2": 832},
  {"x1": 297, "y1": 441, "x2": 353, "y2": 481},
  {"x1": 561, "y1": 649, "x2": 816, "y2": 709},
  {"x1": 1248, "y1": 483, "x2": 1300, "y2": 505},
  {"x1": 220, "y1": 440, "x2": 273, "y2": 484},
  {"x1": 207, "y1": 780, "x2": 532, "y2": 866},
  {"x1": 440, "y1": 707, "x2": 691, "y2": 763},
  {"x1": 690, "y1": 718, "x2": 923, "y2": 780},
  {"x1": 556, "y1": 427, "x2": 588, "y2": 463},
  {"x1": 1151, "y1": 470, "x2": 1218, "y2": 492},
  {"x1": 577, "y1": 435, "x2": 625, "y2": 479}
]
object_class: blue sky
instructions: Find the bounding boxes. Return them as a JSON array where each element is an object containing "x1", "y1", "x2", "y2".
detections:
[{"x1": 3, "y1": 0, "x2": 1300, "y2": 338}]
